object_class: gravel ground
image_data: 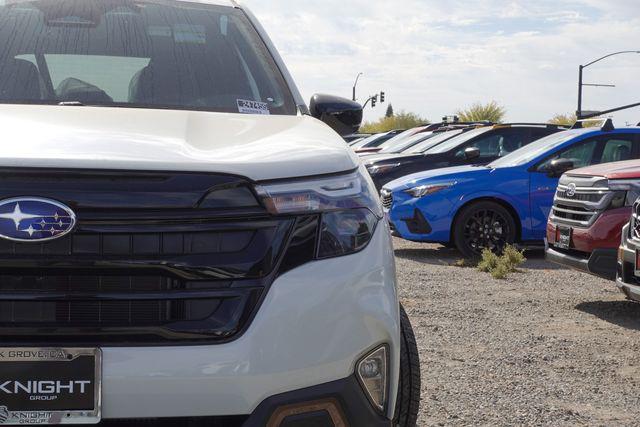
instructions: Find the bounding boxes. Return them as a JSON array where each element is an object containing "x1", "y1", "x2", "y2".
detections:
[{"x1": 395, "y1": 238, "x2": 640, "y2": 427}]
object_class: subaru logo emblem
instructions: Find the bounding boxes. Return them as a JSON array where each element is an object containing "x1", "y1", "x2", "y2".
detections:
[
  {"x1": 566, "y1": 183, "x2": 577, "y2": 198},
  {"x1": 0, "y1": 198, "x2": 76, "y2": 242}
]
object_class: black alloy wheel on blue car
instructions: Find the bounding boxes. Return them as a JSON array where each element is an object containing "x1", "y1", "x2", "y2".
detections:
[{"x1": 453, "y1": 201, "x2": 517, "y2": 258}]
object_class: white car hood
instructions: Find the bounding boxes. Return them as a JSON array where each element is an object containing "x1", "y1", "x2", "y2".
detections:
[{"x1": 0, "y1": 105, "x2": 358, "y2": 181}]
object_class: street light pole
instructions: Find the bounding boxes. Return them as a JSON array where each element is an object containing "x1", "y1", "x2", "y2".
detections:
[
  {"x1": 577, "y1": 50, "x2": 640, "y2": 119},
  {"x1": 352, "y1": 72, "x2": 363, "y2": 101},
  {"x1": 577, "y1": 64, "x2": 583, "y2": 120}
]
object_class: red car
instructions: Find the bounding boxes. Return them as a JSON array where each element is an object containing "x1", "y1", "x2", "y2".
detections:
[{"x1": 546, "y1": 159, "x2": 640, "y2": 280}]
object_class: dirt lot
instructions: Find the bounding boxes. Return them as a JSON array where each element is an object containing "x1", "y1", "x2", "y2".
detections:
[{"x1": 395, "y1": 238, "x2": 640, "y2": 427}]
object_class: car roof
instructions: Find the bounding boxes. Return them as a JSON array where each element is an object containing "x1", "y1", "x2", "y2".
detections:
[{"x1": 568, "y1": 157, "x2": 640, "y2": 180}]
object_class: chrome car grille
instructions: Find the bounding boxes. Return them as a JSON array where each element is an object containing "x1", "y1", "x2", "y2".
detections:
[
  {"x1": 380, "y1": 190, "x2": 393, "y2": 210},
  {"x1": 633, "y1": 200, "x2": 640, "y2": 240},
  {"x1": 550, "y1": 178, "x2": 611, "y2": 228},
  {"x1": 552, "y1": 201, "x2": 600, "y2": 226}
]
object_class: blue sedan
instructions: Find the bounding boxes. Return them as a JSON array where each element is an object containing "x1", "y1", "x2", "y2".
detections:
[{"x1": 382, "y1": 121, "x2": 640, "y2": 257}]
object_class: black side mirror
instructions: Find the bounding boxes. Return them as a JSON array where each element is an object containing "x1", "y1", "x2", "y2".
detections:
[
  {"x1": 548, "y1": 158, "x2": 575, "y2": 177},
  {"x1": 464, "y1": 147, "x2": 481, "y2": 160},
  {"x1": 309, "y1": 94, "x2": 363, "y2": 136}
]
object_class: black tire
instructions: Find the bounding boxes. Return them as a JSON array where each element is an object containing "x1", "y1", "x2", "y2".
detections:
[
  {"x1": 453, "y1": 201, "x2": 517, "y2": 259},
  {"x1": 393, "y1": 304, "x2": 421, "y2": 427}
]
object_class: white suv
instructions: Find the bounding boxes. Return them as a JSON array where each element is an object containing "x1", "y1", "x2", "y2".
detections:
[{"x1": 0, "y1": 0, "x2": 420, "y2": 425}]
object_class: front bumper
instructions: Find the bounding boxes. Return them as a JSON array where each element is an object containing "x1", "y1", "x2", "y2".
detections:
[
  {"x1": 387, "y1": 192, "x2": 453, "y2": 243},
  {"x1": 616, "y1": 224, "x2": 640, "y2": 302},
  {"x1": 546, "y1": 209, "x2": 630, "y2": 281},
  {"x1": 89, "y1": 224, "x2": 399, "y2": 422},
  {"x1": 545, "y1": 245, "x2": 617, "y2": 281}
]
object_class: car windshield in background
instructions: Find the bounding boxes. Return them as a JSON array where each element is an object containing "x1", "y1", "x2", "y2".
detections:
[
  {"x1": 0, "y1": 0, "x2": 297, "y2": 115},
  {"x1": 379, "y1": 132, "x2": 433, "y2": 154},
  {"x1": 407, "y1": 129, "x2": 465, "y2": 153},
  {"x1": 351, "y1": 133, "x2": 388, "y2": 149},
  {"x1": 424, "y1": 127, "x2": 493, "y2": 154},
  {"x1": 488, "y1": 130, "x2": 578, "y2": 168},
  {"x1": 376, "y1": 128, "x2": 424, "y2": 150}
]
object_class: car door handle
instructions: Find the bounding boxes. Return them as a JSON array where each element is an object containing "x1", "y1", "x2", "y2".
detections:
[{"x1": 537, "y1": 186, "x2": 552, "y2": 191}]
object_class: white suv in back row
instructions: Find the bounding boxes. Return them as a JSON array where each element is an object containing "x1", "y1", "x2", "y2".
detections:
[{"x1": 0, "y1": 0, "x2": 420, "y2": 426}]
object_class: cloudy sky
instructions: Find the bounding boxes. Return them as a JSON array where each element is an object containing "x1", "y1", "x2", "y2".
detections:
[{"x1": 243, "y1": 0, "x2": 640, "y2": 126}]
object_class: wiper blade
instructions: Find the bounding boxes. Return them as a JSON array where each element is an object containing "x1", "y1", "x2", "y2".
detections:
[{"x1": 58, "y1": 101, "x2": 85, "y2": 106}]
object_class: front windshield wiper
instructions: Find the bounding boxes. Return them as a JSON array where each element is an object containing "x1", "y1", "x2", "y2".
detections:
[{"x1": 58, "y1": 101, "x2": 85, "y2": 106}]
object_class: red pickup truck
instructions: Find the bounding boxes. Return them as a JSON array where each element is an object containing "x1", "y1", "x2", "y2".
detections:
[{"x1": 546, "y1": 160, "x2": 640, "y2": 280}]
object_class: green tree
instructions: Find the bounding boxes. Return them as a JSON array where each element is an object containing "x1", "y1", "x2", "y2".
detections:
[
  {"x1": 385, "y1": 104, "x2": 394, "y2": 118},
  {"x1": 456, "y1": 101, "x2": 506, "y2": 123},
  {"x1": 548, "y1": 113, "x2": 577, "y2": 126},
  {"x1": 360, "y1": 111, "x2": 427, "y2": 134},
  {"x1": 549, "y1": 112, "x2": 601, "y2": 127}
]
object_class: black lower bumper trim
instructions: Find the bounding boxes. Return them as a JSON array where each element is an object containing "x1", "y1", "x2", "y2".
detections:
[
  {"x1": 402, "y1": 209, "x2": 432, "y2": 235},
  {"x1": 588, "y1": 248, "x2": 618, "y2": 281},
  {"x1": 546, "y1": 246, "x2": 617, "y2": 281},
  {"x1": 73, "y1": 416, "x2": 248, "y2": 426},
  {"x1": 245, "y1": 375, "x2": 392, "y2": 427}
]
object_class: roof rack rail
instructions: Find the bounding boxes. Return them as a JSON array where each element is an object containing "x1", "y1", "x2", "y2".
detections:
[
  {"x1": 428, "y1": 121, "x2": 493, "y2": 131},
  {"x1": 439, "y1": 116, "x2": 494, "y2": 126},
  {"x1": 570, "y1": 117, "x2": 613, "y2": 131},
  {"x1": 497, "y1": 123, "x2": 568, "y2": 128}
]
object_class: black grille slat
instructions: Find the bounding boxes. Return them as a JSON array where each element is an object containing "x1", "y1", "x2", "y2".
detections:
[
  {"x1": 0, "y1": 231, "x2": 256, "y2": 257},
  {"x1": 0, "y1": 276, "x2": 224, "y2": 327},
  {"x1": 555, "y1": 189, "x2": 604, "y2": 203}
]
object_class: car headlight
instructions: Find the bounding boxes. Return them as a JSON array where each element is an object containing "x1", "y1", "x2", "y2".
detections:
[
  {"x1": 256, "y1": 166, "x2": 382, "y2": 258},
  {"x1": 367, "y1": 163, "x2": 401, "y2": 175},
  {"x1": 404, "y1": 182, "x2": 455, "y2": 198},
  {"x1": 607, "y1": 181, "x2": 640, "y2": 209}
]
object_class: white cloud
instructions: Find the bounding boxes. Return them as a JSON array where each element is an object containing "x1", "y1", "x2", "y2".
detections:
[{"x1": 242, "y1": 0, "x2": 640, "y2": 126}]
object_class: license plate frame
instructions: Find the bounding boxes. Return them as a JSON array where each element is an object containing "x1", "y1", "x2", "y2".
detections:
[
  {"x1": 555, "y1": 225, "x2": 572, "y2": 250},
  {"x1": 0, "y1": 348, "x2": 101, "y2": 425}
]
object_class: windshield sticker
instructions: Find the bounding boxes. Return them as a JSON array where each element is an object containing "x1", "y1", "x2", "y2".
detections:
[
  {"x1": 174, "y1": 24, "x2": 206, "y2": 44},
  {"x1": 237, "y1": 99, "x2": 271, "y2": 115}
]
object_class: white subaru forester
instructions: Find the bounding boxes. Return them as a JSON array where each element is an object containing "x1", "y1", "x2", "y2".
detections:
[{"x1": 0, "y1": 0, "x2": 420, "y2": 425}]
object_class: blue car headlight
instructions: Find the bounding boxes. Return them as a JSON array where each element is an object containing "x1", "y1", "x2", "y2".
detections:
[
  {"x1": 404, "y1": 182, "x2": 455, "y2": 198},
  {"x1": 256, "y1": 166, "x2": 382, "y2": 258}
]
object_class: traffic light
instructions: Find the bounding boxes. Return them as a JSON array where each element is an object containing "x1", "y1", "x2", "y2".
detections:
[
  {"x1": 371, "y1": 95, "x2": 377, "y2": 108},
  {"x1": 380, "y1": 92, "x2": 385, "y2": 103}
]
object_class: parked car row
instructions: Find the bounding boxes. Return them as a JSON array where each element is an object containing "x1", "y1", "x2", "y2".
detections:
[
  {"x1": 379, "y1": 119, "x2": 640, "y2": 252},
  {"x1": 377, "y1": 117, "x2": 640, "y2": 303}
]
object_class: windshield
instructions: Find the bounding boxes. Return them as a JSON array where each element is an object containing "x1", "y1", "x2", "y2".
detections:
[
  {"x1": 351, "y1": 133, "x2": 388, "y2": 149},
  {"x1": 425, "y1": 127, "x2": 493, "y2": 154},
  {"x1": 0, "y1": 0, "x2": 297, "y2": 114},
  {"x1": 489, "y1": 130, "x2": 578, "y2": 168},
  {"x1": 379, "y1": 132, "x2": 433, "y2": 154},
  {"x1": 407, "y1": 129, "x2": 464, "y2": 153},
  {"x1": 376, "y1": 127, "x2": 425, "y2": 150}
]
